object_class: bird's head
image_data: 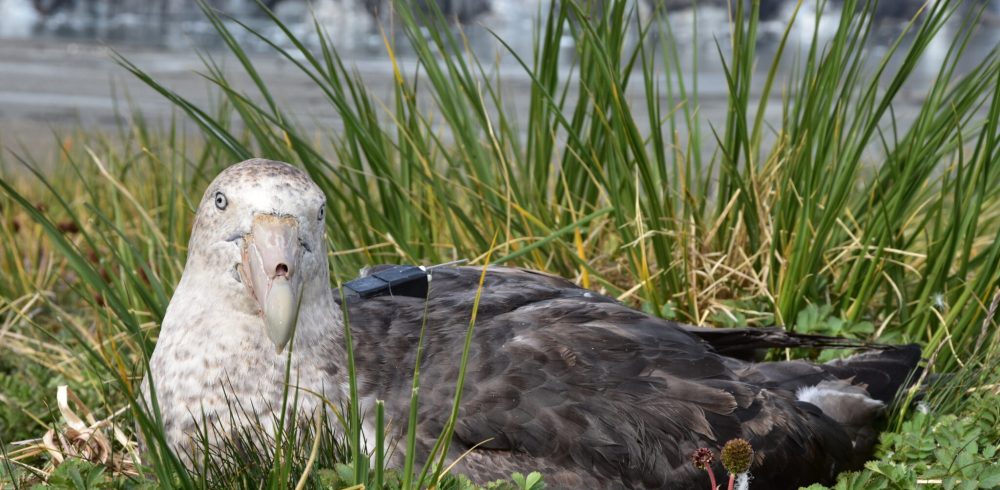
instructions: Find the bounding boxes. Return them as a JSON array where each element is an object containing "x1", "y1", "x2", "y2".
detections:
[{"x1": 186, "y1": 158, "x2": 330, "y2": 354}]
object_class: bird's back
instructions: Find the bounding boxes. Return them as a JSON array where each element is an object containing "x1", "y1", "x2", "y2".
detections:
[{"x1": 340, "y1": 266, "x2": 920, "y2": 489}]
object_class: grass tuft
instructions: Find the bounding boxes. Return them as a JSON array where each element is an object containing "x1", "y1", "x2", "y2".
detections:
[{"x1": 1, "y1": 0, "x2": 999, "y2": 488}]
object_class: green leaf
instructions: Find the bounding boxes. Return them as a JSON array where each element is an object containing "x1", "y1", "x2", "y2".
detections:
[
  {"x1": 334, "y1": 463, "x2": 354, "y2": 484},
  {"x1": 47, "y1": 459, "x2": 108, "y2": 490},
  {"x1": 979, "y1": 466, "x2": 1000, "y2": 488},
  {"x1": 523, "y1": 471, "x2": 545, "y2": 490}
]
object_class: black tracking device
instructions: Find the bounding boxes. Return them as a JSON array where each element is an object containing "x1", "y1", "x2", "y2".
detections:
[{"x1": 341, "y1": 265, "x2": 429, "y2": 299}]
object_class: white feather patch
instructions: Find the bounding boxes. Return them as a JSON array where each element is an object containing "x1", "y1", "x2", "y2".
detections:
[{"x1": 796, "y1": 380, "x2": 885, "y2": 426}]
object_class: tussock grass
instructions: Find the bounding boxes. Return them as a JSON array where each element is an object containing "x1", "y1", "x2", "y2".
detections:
[{"x1": 1, "y1": 0, "x2": 999, "y2": 488}]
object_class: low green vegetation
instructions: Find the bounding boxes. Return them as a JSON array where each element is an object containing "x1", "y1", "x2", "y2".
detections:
[
  {"x1": 1, "y1": 0, "x2": 999, "y2": 488},
  {"x1": 806, "y1": 365, "x2": 1000, "y2": 490}
]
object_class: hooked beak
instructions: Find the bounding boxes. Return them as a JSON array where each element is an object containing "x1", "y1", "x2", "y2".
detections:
[{"x1": 240, "y1": 214, "x2": 304, "y2": 354}]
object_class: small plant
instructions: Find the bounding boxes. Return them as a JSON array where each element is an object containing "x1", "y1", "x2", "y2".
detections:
[
  {"x1": 693, "y1": 439, "x2": 755, "y2": 490},
  {"x1": 509, "y1": 471, "x2": 545, "y2": 490},
  {"x1": 691, "y1": 447, "x2": 718, "y2": 489},
  {"x1": 721, "y1": 439, "x2": 754, "y2": 490}
]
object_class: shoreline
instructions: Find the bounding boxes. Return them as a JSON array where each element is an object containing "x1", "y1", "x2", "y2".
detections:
[{"x1": 0, "y1": 32, "x2": 962, "y2": 174}]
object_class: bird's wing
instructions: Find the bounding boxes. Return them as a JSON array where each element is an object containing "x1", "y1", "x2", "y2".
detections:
[{"x1": 342, "y1": 266, "x2": 863, "y2": 488}]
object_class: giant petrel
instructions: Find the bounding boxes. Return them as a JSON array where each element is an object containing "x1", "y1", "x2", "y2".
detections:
[{"x1": 145, "y1": 158, "x2": 921, "y2": 489}]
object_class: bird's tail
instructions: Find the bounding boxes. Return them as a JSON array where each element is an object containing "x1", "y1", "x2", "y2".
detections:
[
  {"x1": 797, "y1": 345, "x2": 923, "y2": 463},
  {"x1": 821, "y1": 344, "x2": 923, "y2": 404}
]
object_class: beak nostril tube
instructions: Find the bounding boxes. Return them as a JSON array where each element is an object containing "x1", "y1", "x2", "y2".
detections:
[{"x1": 241, "y1": 213, "x2": 302, "y2": 353}]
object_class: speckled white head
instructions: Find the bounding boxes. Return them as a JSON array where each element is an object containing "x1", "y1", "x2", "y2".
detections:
[
  {"x1": 147, "y1": 159, "x2": 346, "y2": 458},
  {"x1": 186, "y1": 158, "x2": 330, "y2": 352}
]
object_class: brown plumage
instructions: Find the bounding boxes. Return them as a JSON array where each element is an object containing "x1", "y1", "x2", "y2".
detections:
[{"x1": 341, "y1": 266, "x2": 921, "y2": 489}]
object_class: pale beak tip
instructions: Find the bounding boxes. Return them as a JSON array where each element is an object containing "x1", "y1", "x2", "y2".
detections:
[{"x1": 242, "y1": 214, "x2": 303, "y2": 355}]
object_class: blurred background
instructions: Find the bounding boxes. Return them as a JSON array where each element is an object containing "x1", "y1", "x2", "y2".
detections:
[{"x1": 1, "y1": 0, "x2": 998, "y2": 166}]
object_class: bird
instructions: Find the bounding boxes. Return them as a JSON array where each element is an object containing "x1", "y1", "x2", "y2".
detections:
[{"x1": 145, "y1": 158, "x2": 922, "y2": 489}]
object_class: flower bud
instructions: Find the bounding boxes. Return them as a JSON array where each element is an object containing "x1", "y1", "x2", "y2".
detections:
[
  {"x1": 721, "y1": 438, "x2": 754, "y2": 474},
  {"x1": 691, "y1": 447, "x2": 714, "y2": 470}
]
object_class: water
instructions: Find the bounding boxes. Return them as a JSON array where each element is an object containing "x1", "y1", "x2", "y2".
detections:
[
  {"x1": 2, "y1": 0, "x2": 997, "y2": 71},
  {"x1": 0, "y1": 0, "x2": 997, "y2": 168}
]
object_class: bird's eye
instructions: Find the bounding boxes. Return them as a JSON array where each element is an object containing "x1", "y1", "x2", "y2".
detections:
[
  {"x1": 318, "y1": 204, "x2": 325, "y2": 221},
  {"x1": 215, "y1": 192, "x2": 228, "y2": 210}
]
